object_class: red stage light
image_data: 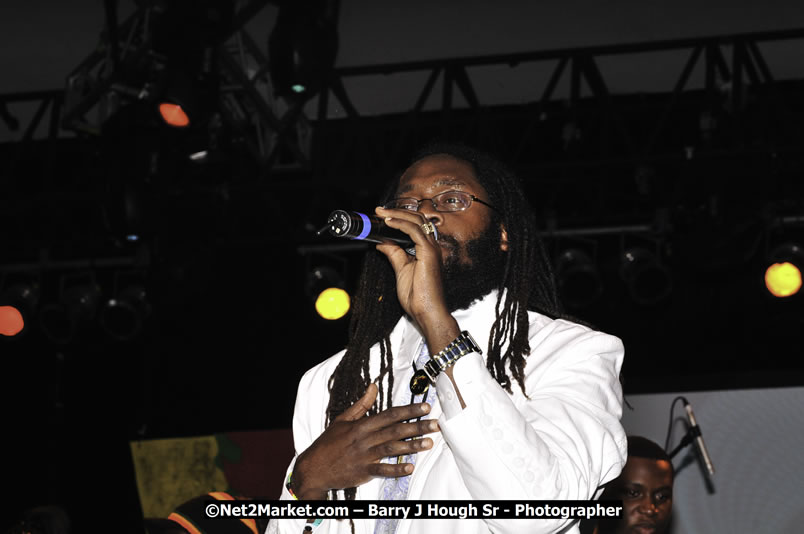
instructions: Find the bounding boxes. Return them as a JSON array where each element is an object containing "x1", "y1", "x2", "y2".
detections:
[
  {"x1": 158, "y1": 102, "x2": 190, "y2": 128},
  {"x1": 0, "y1": 305, "x2": 24, "y2": 336}
]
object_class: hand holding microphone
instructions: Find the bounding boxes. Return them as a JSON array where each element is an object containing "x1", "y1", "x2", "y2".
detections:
[{"x1": 318, "y1": 207, "x2": 456, "y2": 348}]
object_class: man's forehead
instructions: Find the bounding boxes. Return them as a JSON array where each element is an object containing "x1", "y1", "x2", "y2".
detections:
[
  {"x1": 622, "y1": 457, "x2": 674, "y2": 483},
  {"x1": 397, "y1": 177, "x2": 470, "y2": 194},
  {"x1": 397, "y1": 154, "x2": 478, "y2": 193}
]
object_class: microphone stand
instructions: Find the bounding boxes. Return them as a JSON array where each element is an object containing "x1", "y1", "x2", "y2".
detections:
[{"x1": 667, "y1": 424, "x2": 702, "y2": 460}]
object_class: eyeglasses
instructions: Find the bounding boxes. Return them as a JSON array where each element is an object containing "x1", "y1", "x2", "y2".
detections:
[{"x1": 383, "y1": 190, "x2": 498, "y2": 213}]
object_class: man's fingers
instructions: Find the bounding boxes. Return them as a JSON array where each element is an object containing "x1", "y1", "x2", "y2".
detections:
[
  {"x1": 363, "y1": 419, "x2": 440, "y2": 453},
  {"x1": 360, "y1": 402, "x2": 432, "y2": 431},
  {"x1": 368, "y1": 436, "x2": 434, "y2": 459},
  {"x1": 375, "y1": 241, "x2": 411, "y2": 273},
  {"x1": 336, "y1": 383, "x2": 379, "y2": 422},
  {"x1": 367, "y1": 461, "x2": 415, "y2": 479},
  {"x1": 379, "y1": 211, "x2": 435, "y2": 248}
]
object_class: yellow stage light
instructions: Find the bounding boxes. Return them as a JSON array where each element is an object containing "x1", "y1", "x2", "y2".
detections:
[
  {"x1": 765, "y1": 261, "x2": 802, "y2": 298},
  {"x1": 315, "y1": 287, "x2": 350, "y2": 320}
]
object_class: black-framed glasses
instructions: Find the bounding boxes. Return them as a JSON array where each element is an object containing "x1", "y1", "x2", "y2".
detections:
[{"x1": 383, "y1": 190, "x2": 499, "y2": 213}]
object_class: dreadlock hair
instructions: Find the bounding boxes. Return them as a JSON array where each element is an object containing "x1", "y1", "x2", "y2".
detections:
[{"x1": 324, "y1": 141, "x2": 564, "y2": 502}]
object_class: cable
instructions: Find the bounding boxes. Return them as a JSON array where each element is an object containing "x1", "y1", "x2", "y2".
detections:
[{"x1": 664, "y1": 395, "x2": 688, "y2": 453}]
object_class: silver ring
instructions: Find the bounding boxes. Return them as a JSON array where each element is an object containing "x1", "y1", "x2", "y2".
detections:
[{"x1": 421, "y1": 222, "x2": 436, "y2": 235}]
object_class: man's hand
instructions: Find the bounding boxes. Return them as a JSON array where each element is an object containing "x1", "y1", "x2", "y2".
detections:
[
  {"x1": 290, "y1": 383, "x2": 440, "y2": 500},
  {"x1": 375, "y1": 207, "x2": 460, "y2": 350}
]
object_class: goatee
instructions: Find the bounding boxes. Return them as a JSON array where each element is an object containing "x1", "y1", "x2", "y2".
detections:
[{"x1": 440, "y1": 224, "x2": 506, "y2": 312}]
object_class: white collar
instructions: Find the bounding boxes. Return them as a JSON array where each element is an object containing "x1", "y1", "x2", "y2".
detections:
[{"x1": 391, "y1": 289, "x2": 503, "y2": 374}]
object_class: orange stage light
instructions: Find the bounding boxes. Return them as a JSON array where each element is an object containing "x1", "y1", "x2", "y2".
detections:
[
  {"x1": 0, "y1": 305, "x2": 24, "y2": 336},
  {"x1": 158, "y1": 102, "x2": 190, "y2": 128}
]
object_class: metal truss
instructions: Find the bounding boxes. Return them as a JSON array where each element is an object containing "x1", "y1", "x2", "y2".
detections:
[
  {"x1": 4, "y1": 22, "x2": 804, "y2": 245},
  {"x1": 311, "y1": 28, "x2": 804, "y2": 180},
  {"x1": 57, "y1": 0, "x2": 312, "y2": 170},
  {"x1": 0, "y1": 90, "x2": 64, "y2": 142},
  {"x1": 7, "y1": 13, "x2": 803, "y2": 186},
  {"x1": 292, "y1": 27, "x2": 804, "y2": 246}
]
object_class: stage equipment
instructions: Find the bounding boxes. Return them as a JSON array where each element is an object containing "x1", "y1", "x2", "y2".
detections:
[
  {"x1": 554, "y1": 248, "x2": 603, "y2": 309},
  {"x1": 268, "y1": 0, "x2": 339, "y2": 99},
  {"x1": 0, "y1": 279, "x2": 39, "y2": 337},
  {"x1": 666, "y1": 396, "x2": 716, "y2": 478},
  {"x1": 764, "y1": 243, "x2": 803, "y2": 298},
  {"x1": 620, "y1": 247, "x2": 672, "y2": 305},
  {"x1": 99, "y1": 272, "x2": 151, "y2": 341},
  {"x1": 306, "y1": 266, "x2": 349, "y2": 320},
  {"x1": 39, "y1": 274, "x2": 101, "y2": 345},
  {"x1": 156, "y1": 67, "x2": 220, "y2": 131}
]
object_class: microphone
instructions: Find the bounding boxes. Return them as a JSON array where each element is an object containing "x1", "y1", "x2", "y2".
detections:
[
  {"x1": 684, "y1": 401, "x2": 715, "y2": 476},
  {"x1": 318, "y1": 210, "x2": 417, "y2": 255}
]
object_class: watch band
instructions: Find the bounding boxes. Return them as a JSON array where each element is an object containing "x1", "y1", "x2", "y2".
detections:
[{"x1": 409, "y1": 331, "x2": 482, "y2": 394}]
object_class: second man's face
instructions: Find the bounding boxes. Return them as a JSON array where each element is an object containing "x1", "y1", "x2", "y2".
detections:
[{"x1": 609, "y1": 457, "x2": 673, "y2": 534}]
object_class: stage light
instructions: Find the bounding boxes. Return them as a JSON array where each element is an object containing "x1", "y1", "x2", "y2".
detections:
[
  {"x1": 99, "y1": 282, "x2": 151, "y2": 341},
  {"x1": 156, "y1": 70, "x2": 202, "y2": 129},
  {"x1": 0, "y1": 307, "x2": 24, "y2": 337},
  {"x1": 765, "y1": 243, "x2": 803, "y2": 298},
  {"x1": 555, "y1": 248, "x2": 602, "y2": 309},
  {"x1": 158, "y1": 102, "x2": 190, "y2": 128},
  {"x1": 268, "y1": 1, "x2": 339, "y2": 99},
  {"x1": 620, "y1": 247, "x2": 673, "y2": 305},
  {"x1": 315, "y1": 287, "x2": 350, "y2": 320},
  {"x1": 307, "y1": 266, "x2": 350, "y2": 320},
  {"x1": 0, "y1": 281, "x2": 39, "y2": 337},
  {"x1": 39, "y1": 277, "x2": 101, "y2": 345}
]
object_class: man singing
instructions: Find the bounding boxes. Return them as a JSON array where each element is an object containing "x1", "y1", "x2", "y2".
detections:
[{"x1": 268, "y1": 142, "x2": 627, "y2": 534}]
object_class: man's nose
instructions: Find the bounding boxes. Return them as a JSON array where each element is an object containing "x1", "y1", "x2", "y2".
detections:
[
  {"x1": 418, "y1": 201, "x2": 444, "y2": 226},
  {"x1": 638, "y1": 499, "x2": 659, "y2": 516}
]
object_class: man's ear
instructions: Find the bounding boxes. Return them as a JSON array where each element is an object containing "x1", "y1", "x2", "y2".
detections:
[{"x1": 500, "y1": 224, "x2": 509, "y2": 252}]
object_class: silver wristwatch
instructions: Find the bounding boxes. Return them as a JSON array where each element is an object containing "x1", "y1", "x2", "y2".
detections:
[{"x1": 410, "y1": 331, "x2": 482, "y2": 394}]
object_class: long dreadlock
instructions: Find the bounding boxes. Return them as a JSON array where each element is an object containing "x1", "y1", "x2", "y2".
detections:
[{"x1": 325, "y1": 142, "x2": 564, "y2": 502}]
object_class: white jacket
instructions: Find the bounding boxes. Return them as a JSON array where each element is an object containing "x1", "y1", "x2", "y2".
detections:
[{"x1": 268, "y1": 290, "x2": 626, "y2": 534}]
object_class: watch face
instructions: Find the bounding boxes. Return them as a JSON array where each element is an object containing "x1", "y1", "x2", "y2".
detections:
[{"x1": 409, "y1": 370, "x2": 430, "y2": 395}]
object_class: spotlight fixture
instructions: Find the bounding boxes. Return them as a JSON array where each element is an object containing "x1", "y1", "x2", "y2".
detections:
[
  {"x1": 99, "y1": 273, "x2": 151, "y2": 341},
  {"x1": 555, "y1": 248, "x2": 602, "y2": 309},
  {"x1": 306, "y1": 266, "x2": 350, "y2": 320},
  {"x1": 268, "y1": 0, "x2": 339, "y2": 99},
  {"x1": 620, "y1": 247, "x2": 673, "y2": 306},
  {"x1": 158, "y1": 102, "x2": 191, "y2": 128},
  {"x1": 0, "y1": 280, "x2": 40, "y2": 337},
  {"x1": 39, "y1": 275, "x2": 101, "y2": 345},
  {"x1": 156, "y1": 70, "x2": 210, "y2": 129},
  {"x1": 764, "y1": 242, "x2": 803, "y2": 298}
]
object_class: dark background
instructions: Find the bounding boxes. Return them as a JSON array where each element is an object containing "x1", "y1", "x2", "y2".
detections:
[{"x1": 2, "y1": 1, "x2": 804, "y2": 532}]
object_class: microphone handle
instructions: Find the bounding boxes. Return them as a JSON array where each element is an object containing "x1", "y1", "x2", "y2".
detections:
[
  {"x1": 324, "y1": 210, "x2": 416, "y2": 254},
  {"x1": 685, "y1": 403, "x2": 715, "y2": 476}
]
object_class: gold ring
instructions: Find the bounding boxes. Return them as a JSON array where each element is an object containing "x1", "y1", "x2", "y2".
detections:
[{"x1": 421, "y1": 222, "x2": 436, "y2": 235}]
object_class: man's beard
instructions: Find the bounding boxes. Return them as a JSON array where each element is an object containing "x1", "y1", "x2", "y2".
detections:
[{"x1": 440, "y1": 224, "x2": 506, "y2": 312}]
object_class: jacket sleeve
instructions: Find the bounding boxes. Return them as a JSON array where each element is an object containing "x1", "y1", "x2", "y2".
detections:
[
  {"x1": 266, "y1": 359, "x2": 337, "y2": 534},
  {"x1": 435, "y1": 320, "x2": 627, "y2": 534}
]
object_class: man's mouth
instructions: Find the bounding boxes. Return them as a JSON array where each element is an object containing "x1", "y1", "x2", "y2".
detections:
[
  {"x1": 632, "y1": 523, "x2": 658, "y2": 534},
  {"x1": 436, "y1": 234, "x2": 458, "y2": 252}
]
